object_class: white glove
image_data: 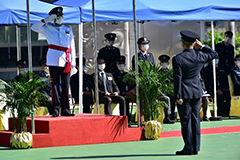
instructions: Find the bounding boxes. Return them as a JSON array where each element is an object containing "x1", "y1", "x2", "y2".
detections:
[{"x1": 44, "y1": 14, "x2": 57, "y2": 23}]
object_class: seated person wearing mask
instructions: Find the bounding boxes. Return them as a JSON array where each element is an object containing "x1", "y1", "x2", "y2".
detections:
[
  {"x1": 70, "y1": 57, "x2": 94, "y2": 113},
  {"x1": 230, "y1": 54, "x2": 240, "y2": 96},
  {"x1": 158, "y1": 55, "x2": 175, "y2": 124},
  {"x1": 38, "y1": 59, "x2": 53, "y2": 115},
  {"x1": 113, "y1": 56, "x2": 135, "y2": 123},
  {"x1": 95, "y1": 57, "x2": 126, "y2": 116},
  {"x1": 13, "y1": 59, "x2": 29, "y2": 82}
]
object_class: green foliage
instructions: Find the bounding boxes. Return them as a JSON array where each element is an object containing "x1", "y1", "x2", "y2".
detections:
[
  {"x1": 0, "y1": 72, "x2": 49, "y2": 133},
  {"x1": 124, "y1": 61, "x2": 174, "y2": 121},
  {"x1": 202, "y1": 30, "x2": 240, "y2": 55}
]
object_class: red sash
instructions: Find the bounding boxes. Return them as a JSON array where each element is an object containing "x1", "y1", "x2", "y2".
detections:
[{"x1": 48, "y1": 44, "x2": 71, "y2": 73}]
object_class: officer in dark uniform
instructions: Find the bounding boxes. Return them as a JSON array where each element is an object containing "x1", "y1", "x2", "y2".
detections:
[
  {"x1": 98, "y1": 33, "x2": 120, "y2": 73},
  {"x1": 215, "y1": 31, "x2": 234, "y2": 117},
  {"x1": 70, "y1": 57, "x2": 94, "y2": 113},
  {"x1": 38, "y1": 59, "x2": 53, "y2": 115},
  {"x1": 200, "y1": 56, "x2": 227, "y2": 117},
  {"x1": 158, "y1": 55, "x2": 175, "y2": 124},
  {"x1": 132, "y1": 37, "x2": 155, "y2": 70},
  {"x1": 13, "y1": 59, "x2": 29, "y2": 82},
  {"x1": 172, "y1": 30, "x2": 218, "y2": 155},
  {"x1": 230, "y1": 54, "x2": 240, "y2": 96},
  {"x1": 113, "y1": 56, "x2": 135, "y2": 123}
]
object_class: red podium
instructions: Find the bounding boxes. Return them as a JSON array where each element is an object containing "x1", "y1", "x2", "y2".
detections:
[{"x1": 0, "y1": 114, "x2": 144, "y2": 148}]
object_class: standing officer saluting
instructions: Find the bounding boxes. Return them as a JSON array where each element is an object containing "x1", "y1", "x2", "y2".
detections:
[
  {"x1": 31, "y1": 7, "x2": 76, "y2": 117},
  {"x1": 172, "y1": 30, "x2": 218, "y2": 155},
  {"x1": 98, "y1": 33, "x2": 120, "y2": 73}
]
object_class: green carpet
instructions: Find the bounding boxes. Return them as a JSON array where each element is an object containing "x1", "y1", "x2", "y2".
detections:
[{"x1": 0, "y1": 119, "x2": 240, "y2": 160}]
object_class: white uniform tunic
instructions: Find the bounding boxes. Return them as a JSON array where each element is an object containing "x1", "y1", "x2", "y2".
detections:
[{"x1": 31, "y1": 22, "x2": 76, "y2": 68}]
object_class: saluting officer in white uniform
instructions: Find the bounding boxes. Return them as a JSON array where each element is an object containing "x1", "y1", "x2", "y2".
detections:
[{"x1": 31, "y1": 7, "x2": 76, "y2": 117}]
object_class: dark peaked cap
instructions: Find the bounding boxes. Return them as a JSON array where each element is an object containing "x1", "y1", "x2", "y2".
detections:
[
  {"x1": 17, "y1": 59, "x2": 28, "y2": 67},
  {"x1": 158, "y1": 55, "x2": 170, "y2": 62},
  {"x1": 105, "y1": 33, "x2": 116, "y2": 40},
  {"x1": 39, "y1": 59, "x2": 46, "y2": 66},
  {"x1": 235, "y1": 54, "x2": 240, "y2": 60},
  {"x1": 180, "y1": 30, "x2": 199, "y2": 43},
  {"x1": 49, "y1": 7, "x2": 63, "y2": 16},
  {"x1": 116, "y1": 56, "x2": 126, "y2": 62}
]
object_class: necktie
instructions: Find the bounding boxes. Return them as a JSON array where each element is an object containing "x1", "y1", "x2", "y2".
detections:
[{"x1": 101, "y1": 72, "x2": 108, "y2": 93}]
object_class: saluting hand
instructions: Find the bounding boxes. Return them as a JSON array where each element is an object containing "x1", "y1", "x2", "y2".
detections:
[
  {"x1": 177, "y1": 99, "x2": 183, "y2": 105},
  {"x1": 193, "y1": 39, "x2": 203, "y2": 49}
]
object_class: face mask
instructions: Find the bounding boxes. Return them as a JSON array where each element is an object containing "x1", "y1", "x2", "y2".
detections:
[
  {"x1": 44, "y1": 66, "x2": 49, "y2": 74},
  {"x1": 55, "y1": 16, "x2": 63, "y2": 25},
  {"x1": 162, "y1": 63, "x2": 169, "y2": 69},
  {"x1": 98, "y1": 63, "x2": 106, "y2": 71},
  {"x1": 141, "y1": 44, "x2": 149, "y2": 52},
  {"x1": 21, "y1": 68, "x2": 28, "y2": 74},
  {"x1": 107, "y1": 41, "x2": 114, "y2": 46},
  {"x1": 117, "y1": 64, "x2": 126, "y2": 71},
  {"x1": 225, "y1": 37, "x2": 231, "y2": 43},
  {"x1": 215, "y1": 59, "x2": 219, "y2": 65},
  {"x1": 237, "y1": 61, "x2": 240, "y2": 67}
]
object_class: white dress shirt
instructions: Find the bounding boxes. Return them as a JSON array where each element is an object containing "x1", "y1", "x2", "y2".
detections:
[{"x1": 31, "y1": 21, "x2": 76, "y2": 68}]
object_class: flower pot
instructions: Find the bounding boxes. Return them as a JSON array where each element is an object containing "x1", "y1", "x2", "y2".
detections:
[
  {"x1": 144, "y1": 120, "x2": 162, "y2": 140},
  {"x1": 10, "y1": 132, "x2": 33, "y2": 149}
]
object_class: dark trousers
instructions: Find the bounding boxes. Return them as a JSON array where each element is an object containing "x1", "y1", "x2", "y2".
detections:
[
  {"x1": 201, "y1": 96, "x2": 208, "y2": 118},
  {"x1": 45, "y1": 101, "x2": 53, "y2": 115},
  {"x1": 83, "y1": 94, "x2": 94, "y2": 113},
  {"x1": 217, "y1": 91, "x2": 231, "y2": 117},
  {"x1": 177, "y1": 98, "x2": 201, "y2": 152},
  {"x1": 169, "y1": 94, "x2": 176, "y2": 119},
  {"x1": 99, "y1": 95, "x2": 126, "y2": 116},
  {"x1": 49, "y1": 66, "x2": 70, "y2": 113}
]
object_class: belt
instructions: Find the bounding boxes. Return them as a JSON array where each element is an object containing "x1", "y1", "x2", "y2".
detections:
[{"x1": 48, "y1": 44, "x2": 71, "y2": 73}]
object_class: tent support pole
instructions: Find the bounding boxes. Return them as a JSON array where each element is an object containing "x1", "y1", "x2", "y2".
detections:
[
  {"x1": 210, "y1": 21, "x2": 222, "y2": 121},
  {"x1": 92, "y1": 0, "x2": 99, "y2": 114},
  {"x1": 26, "y1": 0, "x2": 35, "y2": 134},
  {"x1": 16, "y1": 25, "x2": 21, "y2": 75},
  {"x1": 133, "y1": 0, "x2": 141, "y2": 127},
  {"x1": 78, "y1": 23, "x2": 83, "y2": 113}
]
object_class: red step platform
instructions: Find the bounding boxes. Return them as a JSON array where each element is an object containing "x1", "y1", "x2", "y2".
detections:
[{"x1": 0, "y1": 114, "x2": 144, "y2": 148}]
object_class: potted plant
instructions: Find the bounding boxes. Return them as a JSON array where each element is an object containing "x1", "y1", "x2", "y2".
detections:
[
  {"x1": 0, "y1": 71, "x2": 49, "y2": 148},
  {"x1": 124, "y1": 61, "x2": 174, "y2": 139}
]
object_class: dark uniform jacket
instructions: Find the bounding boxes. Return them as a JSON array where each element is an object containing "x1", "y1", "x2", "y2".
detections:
[
  {"x1": 201, "y1": 64, "x2": 226, "y2": 96},
  {"x1": 172, "y1": 46, "x2": 218, "y2": 99},
  {"x1": 230, "y1": 65, "x2": 240, "y2": 95},
  {"x1": 98, "y1": 46, "x2": 120, "y2": 73},
  {"x1": 96, "y1": 72, "x2": 120, "y2": 97},
  {"x1": 70, "y1": 72, "x2": 93, "y2": 103},
  {"x1": 215, "y1": 42, "x2": 235, "y2": 73},
  {"x1": 132, "y1": 51, "x2": 155, "y2": 70},
  {"x1": 38, "y1": 71, "x2": 51, "y2": 99},
  {"x1": 113, "y1": 70, "x2": 135, "y2": 96}
]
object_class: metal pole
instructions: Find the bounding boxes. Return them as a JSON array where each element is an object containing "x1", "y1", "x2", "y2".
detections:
[
  {"x1": 133, "y1": 0, "x2": 140, "y2": 127},
  {"x1": 211, "y1": 21, "x2": 217, "y2": 117},
  {"x1": 16, "y1": 25, "x2": 21, "y2": 75},
  {"x1": 78, "y1": 23, "x2": 83, "y2": 113},
  {"x1": 230, "y1": 21, "x2": 235, "y2": 48},
  {"x1": 92, "y1": 0, "x2": 99, "y2": 113},
  {"x1": 26, "y1": 0, "x2": 35, "y2": 134}
]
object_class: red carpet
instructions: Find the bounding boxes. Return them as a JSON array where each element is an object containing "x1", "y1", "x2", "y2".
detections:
[
  {"x1": 160, "y1": 125, "x2": 240, "y2": 138},
  {"x1": 0, "y1": 114, "x2": 144, "y2": 148}
]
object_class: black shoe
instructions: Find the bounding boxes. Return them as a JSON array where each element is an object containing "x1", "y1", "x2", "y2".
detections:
[
  {"x1": 163, "y1": 117, "x2": 175, "y2": 124},
  {"x1": 61, "y1": 110, "x2": 75, "y2": 116},
  {"x1": 193, "y1": 151, "x2": 198, "y2": 155},
  {"x1": 52, "y1": 109, "x2": 59, "y2": 117},
  {"x1": 202, "y1": 117, "x2": 209, "y2": 121},
  {"x1": 176, "y1": 150, "x2": 193, "y2": 155}
]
